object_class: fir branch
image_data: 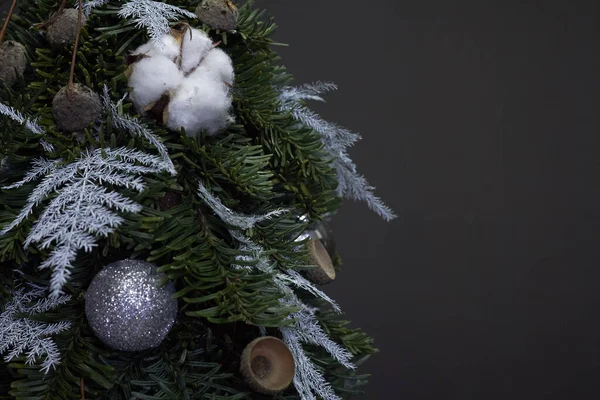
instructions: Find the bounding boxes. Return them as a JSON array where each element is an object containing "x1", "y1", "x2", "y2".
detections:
[
  {"x1": 279, "y1": 84, "x2": 396, "y2": 221},
  {"x1": 197, "y1": 181, "x2": 287, "y2": 230},
  {"x1": 0, "y1": 285, "x2": 71, "y2": 373},
  {"x1": 1, "y1": 148, "x2": 169, "y2": 297},
  {"x1": 118, "y1": 0, "x2": 197, "y2": 42},
  {"x1": 102, "y1": 85, "x2": 176, "y2": 175},
  {"x1": 0, "y1": 100, "x2": 45, "y2": 135},
  {"x1": 229, "y1": 230, "x2": 273, "y2": 272}
]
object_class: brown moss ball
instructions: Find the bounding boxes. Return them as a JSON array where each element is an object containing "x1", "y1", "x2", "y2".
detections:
[
  {"x1": 0, "y1": 41, "x2": 27, "y2": 87},
  {"x1": 195, "y1": 0, "x2": 239, "y2": 31},
  {"x1": 46, "y1": 8, "x2": 86, "y2": 48},
  {"x1": 52, "y1": 84, "x2": 102, "y2": 132}
]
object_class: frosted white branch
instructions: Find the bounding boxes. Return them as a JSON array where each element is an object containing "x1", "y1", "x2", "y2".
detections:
[
  {"x1": 279, "y1": 84, "x2": 396, "y2": 221},
  {"x1": 279, "y1": 81, "x2": 338, "y2": 104},
  {"x1": 80, "y1": 0, "x2": 110, "y2": 16},
  {"x1": 102, "y1": 86, "x2": 176, "y2": 175},
  {"x1": 229, "y1": 230, "x2": 273, "y2": 272},
  {"x1": 281, "y1": 327, "x2": 341, "y2": 400},
  {"x1": 40, "y1": 139, "x2": 55, "y2": 153},
  {"x1": 276, "y1": 269, "x2": 340, "y2": 313},
  {"x1": 118, "y1": 0, "x2": 197, "y2": 42},
  {"x1": 0, "y1": 285, "x2": 71, "y2": 373},
  {"x1": 197, "y1": 181, "x2": 287, "y2": 230},
  {"x1": 1, "y1": 148, "x2": 167, "y2": 297},
  {"x1": 0, "y1": 101, "x2": 45, "y2": 135}
]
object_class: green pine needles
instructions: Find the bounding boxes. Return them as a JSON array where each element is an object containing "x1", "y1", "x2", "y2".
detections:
[{"x1": 0, "y1": 0, "x2": 385, "y2": 399}]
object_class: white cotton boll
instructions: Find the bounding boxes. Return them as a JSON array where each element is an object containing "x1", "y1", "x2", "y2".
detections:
[
  {"x1": 129, "y1": 56, "x2": 184, "y2": 111},
  {"x1": 132, "y1": 35, "x2": 180, "y2": 61},
  {"x1": 165, "y1": 75, "x2": 232, "y2": 136},
  {"x1": 189, "y1": 48, "x2": 234, "y2": 85},
  {"x1": 180, "y1": 28, "x2": 214, "y2": 74}
]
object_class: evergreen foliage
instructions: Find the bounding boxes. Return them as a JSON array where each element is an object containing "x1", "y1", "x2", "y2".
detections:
[{"x1": 0, "y1": 0, "x2": 386, "y2": 398}]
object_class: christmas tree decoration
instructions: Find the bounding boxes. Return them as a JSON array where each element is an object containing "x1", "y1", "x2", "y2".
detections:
[
  {"x1": 126, "y1": 26, "x2": 234, "y2": 136},
  {"x1": 0, "y1": 41, "x2": 27, "y2": 87},
  {"x1": 195, "y1": 0, "x2": 239, "y2": 31},
  {"x1": 240, "y1": 336, "x2": 295, "y2": 394},
  {"x1": 52, "y1": 83, "x2": 102, "y2": 132},
  {"x1": 0, "y1": 0, "x2": 392, "y2": 398},
  {"x1": 85, "y1": 259, "x2": 178, "y2": 352},
  {"x1": 305, "y1": 238, "x2": 336, "y2": 284},
  {"x1": 45, "y1": 8, "x2": 86, "y2": 48}
]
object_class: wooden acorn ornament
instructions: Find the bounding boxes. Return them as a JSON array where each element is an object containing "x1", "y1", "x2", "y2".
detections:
[
  {"x1": 195, "y1": 0, "x2": 239, "y2": 31},
  {"x1": 240, "y1": 336, "x2": 295, "y2": 394},
  {"x1": 306, "y1": 238, "x2": 336, "y2": 284},
  {"x1": 52, "y1": 83, "x2": 101, "y2": 132}
]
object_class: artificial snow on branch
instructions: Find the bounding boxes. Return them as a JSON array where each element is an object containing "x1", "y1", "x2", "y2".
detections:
[
  {"x1": 1, "y1": 148, "x2": 171, "y2": 296},
  {"x1": 197, "y1": 181, "x2": 286, "y2": 230},
  {"x1": 81, "y1": 0, "x2": 110, "y2": 16},
  {"x1": 281, "y1": 327, "x2": 342, "y2": 400},
  {"x1": 102, "y1": 85, "x2": 176, "y2": 175},
  {"x1": 0, "y1": 284, "x2": 71, "y2": 373},
  {"x1": 0, "y1": 100, "x2": 45, "y2": 135},
  {"x1": 118, "y1": 0, "x2": 197, "y2": 42},
  {"x1": 279, "y1": 83, "x2": 396, "y2": 221}
]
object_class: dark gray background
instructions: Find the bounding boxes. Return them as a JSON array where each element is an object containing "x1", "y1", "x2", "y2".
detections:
[
  {"x1": 2, "y1": 0, "x2": 599, "y2": 398},
  {"x1": 255, "y1": 0, "x2": 600, "y2": 399}
]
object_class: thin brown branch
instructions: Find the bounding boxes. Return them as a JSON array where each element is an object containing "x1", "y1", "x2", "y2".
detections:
[
  {"x1": 0, "y1": 0, "x2": 18, "y2": 43},
  {"x1": 34, "y1": 0, "x2": 68, "y2": 30},
  {"x1": 80, "y1": 376, "x2": 85, "y2": 399},
  {"x1": 68, "y1": 0, "x2": 84, "y2": 88}
]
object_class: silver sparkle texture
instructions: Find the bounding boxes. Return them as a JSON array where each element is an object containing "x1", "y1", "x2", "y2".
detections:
[{"x1": 85, "y1": 259, "x2": 177, "y2": 352}]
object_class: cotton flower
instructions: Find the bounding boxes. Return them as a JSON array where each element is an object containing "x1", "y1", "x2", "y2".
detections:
[
  {"x1": 179, "y1": 28, "x2": 214, "y2": 74},
  {"x1": 128, "y1": 55, "x2": 184, "y2": 111},
  {"x1": 165, "y1": 74, "x2": 233, "y2": 135},
  {"x1": 127, "y1": 27, "x2": 234, "y2": 136}
]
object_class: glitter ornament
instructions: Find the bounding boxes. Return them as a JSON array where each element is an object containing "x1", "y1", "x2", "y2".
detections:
[
  {"x1": 52, "y1": 83, "x2": 102, "y2": 132},
  {"x1": 0, "y1": 41, "x2": 27, "y2": 87},
  {"x1": 195, "y1": 0, "x2": 239, "y2": 31},
  {"x1": 240, "y1": 336, "x2": 295, "y2": 394},
  {"x1": 46, "y1": 8, "x2": 86, "y2": 48},
  {"x1": 85, "y1": 259, "x2": 178, "y2": 352}
]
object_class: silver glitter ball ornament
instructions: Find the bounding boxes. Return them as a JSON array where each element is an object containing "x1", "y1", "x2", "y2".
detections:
[{"x1": 85, "y1": 259, "x2": 178, "y2": 352}]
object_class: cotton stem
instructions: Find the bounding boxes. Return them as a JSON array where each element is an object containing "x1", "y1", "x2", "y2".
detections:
[{"x1": 0, "y1": 0, "x2": 18, "y2": 43}]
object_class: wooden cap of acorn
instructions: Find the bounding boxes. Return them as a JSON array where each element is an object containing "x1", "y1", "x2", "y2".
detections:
[
  {"x1": 195, "y1": 0, "x2": 239, "y2": 31},
  {"x1": 240, "y1": 336, "x2": 295, "y2": 394},
  {"x1": 0, "y1": 0, "x2": 27, "y2": 87},
  {"x1": 306, "y1": 239, "x2": 336, "y2": 284}
]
